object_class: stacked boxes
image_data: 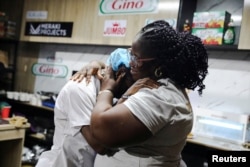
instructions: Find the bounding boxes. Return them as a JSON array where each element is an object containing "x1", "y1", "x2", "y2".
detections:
[
  {"x1": 0, "y1": 12, "x2": 16, "y2": 39},
  {"x1": 0, "y1": 12, "x2": 6, "y2": 37},
  {"x1": 4, "y1": 21, "x2": 16, "y2": 38},
  {"x1": 191, "y1": 11, "x2": 231, "y2": 45}
]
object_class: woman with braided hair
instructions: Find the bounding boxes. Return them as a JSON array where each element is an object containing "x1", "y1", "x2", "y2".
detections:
[{"x1": 76, "y1": 20, "x2": 208, "y2": 167}]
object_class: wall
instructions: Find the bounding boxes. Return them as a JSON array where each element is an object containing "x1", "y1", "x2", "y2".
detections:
[
  {"x1": 15, "y1": 42, "x2": 119, "y2": 93},
  {"x1": 14, "y1": 0, "x2": 250, "y2": 115},
  {"x1": 189, "y1": 51, "x2": 250, "y2": 115},
  {"x1": 20, "y1": 0, "x2": 179, "y2": 45},
  {"x1": 16, "y1": 43, "x2": 250, "y2": 113}
]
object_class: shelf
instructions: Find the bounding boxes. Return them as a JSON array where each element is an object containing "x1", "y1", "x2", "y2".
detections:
[
  {"x1": 0, "y1": 37, "x2": 18, "y2": 43},
  {"x1": 5, "y1": 98, "x2": 54, "y2": 112},
  {"x1": 5, "y1": 67, "x2": 14, "y2": 73},
  {"x1": 28, "y1": 133, "x2": 53, "y2": 146},
  {"x1": 0, "y1": 36, "x2": 18, "y2": 91},
  {"x1": 205, "y1": 44, "x2": 238, "y2": 51}
]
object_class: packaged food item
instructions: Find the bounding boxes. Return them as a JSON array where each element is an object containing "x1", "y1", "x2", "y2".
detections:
[
  {"x1": 192, "y1": 28, "x2": 224, "y2": 45},
  {"x1": 192, "y1": 11, "x2": 231, "y2": 28},
  {"x1": 0, "y1": 12, "x2": 16, "y2": 38},
  {"x1": 183, "y1": 19, "x2": 191, "y2": 33}
]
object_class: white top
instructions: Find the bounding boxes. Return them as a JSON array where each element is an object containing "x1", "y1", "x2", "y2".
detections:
[
  {"x1": 94, "y1": 78, "x2": 193, "y2": 167},
  {"x1": 36, "y1": 77, "x2": 100, "y2": 167},
  {"x1": 123, "y1": 78, "x2": 193, "y2": 165},
  {"x1": 52, "y1": 77, "x2": 100, "y2": 149}
]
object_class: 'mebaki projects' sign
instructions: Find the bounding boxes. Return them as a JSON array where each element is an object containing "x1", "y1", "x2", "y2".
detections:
[
  {"x1": 99, "y1": 0, "x2": 158, "y2": 15},
  {"x1": 25, "y1": 22, "x2": 73, "y2": 37}
]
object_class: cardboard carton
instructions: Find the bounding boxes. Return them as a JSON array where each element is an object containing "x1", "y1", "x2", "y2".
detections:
[
  {"x1": 192, "y1": 28, "x2": 224, "y2": 45},
  {"x1": 192, "y1": 11, "x2": 231, "y2": 28}
]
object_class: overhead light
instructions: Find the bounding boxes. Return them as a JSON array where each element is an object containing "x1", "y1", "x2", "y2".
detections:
[{"x1": 158, "y1": 1, "x2": 179, "y2": 11}]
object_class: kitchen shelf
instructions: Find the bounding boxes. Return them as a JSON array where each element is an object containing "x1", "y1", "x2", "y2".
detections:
[
  {"x1": 5, "y1": 98, "x2": 54, "y2": 112},
  {"x1": 0, "y1": 37, "x2": 18, "y2": 42},
  {"x1": 205, "y1": 44, "x2": 238, "y2": 51},
  {"x1": 1, "y1": 97, "x2": 55, "y2": 157},
  {"x1": 0, "y1": 38, "x2": 17, "y2": 91},
  {"x1": 177, "y1": 0, "x2": 247, "y2": 51},
  {"x1": 27, "y1": 134, "x2": 53, "y2": 147}
]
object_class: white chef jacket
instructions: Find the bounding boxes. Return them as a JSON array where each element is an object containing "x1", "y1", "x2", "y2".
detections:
[{"x1": 36, "y1": 77, "x2": 100, "y2": 167}]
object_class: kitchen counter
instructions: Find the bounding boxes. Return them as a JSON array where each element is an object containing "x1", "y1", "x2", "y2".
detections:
[
  {"x1": 0, "y1": 118, "x2": 30, "y2": 167},
  {"x1": 187, "y1": 135, "x2": 250, "y2": 151}
]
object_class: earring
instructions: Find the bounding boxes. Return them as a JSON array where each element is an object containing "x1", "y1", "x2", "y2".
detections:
[{"x1": 154, "y1": 67, "x2": 162, "y2": 78}]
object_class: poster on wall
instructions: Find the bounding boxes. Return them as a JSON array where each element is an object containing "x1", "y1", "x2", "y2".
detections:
[{"x1": 25, "y1": 22, "x2": 73, "y2": 37}]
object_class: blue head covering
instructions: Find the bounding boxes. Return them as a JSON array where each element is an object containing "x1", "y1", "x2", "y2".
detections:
[{"x1": 106, "y1": 48, "x2": 130, "y2": 71}]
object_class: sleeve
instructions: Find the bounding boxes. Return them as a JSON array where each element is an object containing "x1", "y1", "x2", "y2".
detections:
[{"x1": 123, "y1": 88, "x2": 188, "y2": 135}]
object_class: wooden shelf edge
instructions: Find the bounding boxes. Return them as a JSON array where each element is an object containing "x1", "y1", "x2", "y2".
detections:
[{"x1": 205, "y1": 44, "x2": 238, "y2": 51}]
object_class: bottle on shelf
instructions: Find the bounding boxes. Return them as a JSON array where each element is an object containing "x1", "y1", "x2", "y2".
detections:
[
  {"x1": 183, "y1": 19, "x2": 191, "y2": 33},
  {"x1": 223, "y1": 19, "x2": 235, "y2": 45}
]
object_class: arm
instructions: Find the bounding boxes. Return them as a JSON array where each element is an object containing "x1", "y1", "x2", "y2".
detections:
[
  {"x1": 91, "y1": 95, "x2": 151, "y2": 148},
  {"x1": 80, "y1": 67, "x2": 159, "y2": 152},
  {"x1": 81, "y1": 126, "x2": 118, "y2": 156},
  {"x1": 70, "y1": 60, "x2": 106, "y2": 83},
  {"x1": 88, "y1": 67, "x2": 160, "y2": 148}
]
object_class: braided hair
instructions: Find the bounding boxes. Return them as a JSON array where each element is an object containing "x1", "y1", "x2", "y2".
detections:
[{"x1": 135, "y1": 20, "x2": 208, "y2": 95}]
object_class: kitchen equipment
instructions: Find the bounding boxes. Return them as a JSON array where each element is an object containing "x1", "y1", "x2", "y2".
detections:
[
  {"x1": 37, "y1": 91, "x2": 57, "y2": 108},
  {"x1": 192, "y1": 107, "x2": 250, "y2": 144}
]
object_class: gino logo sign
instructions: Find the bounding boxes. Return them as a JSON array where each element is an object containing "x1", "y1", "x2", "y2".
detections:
[
  {"x1": 99, "y1": 0, "x2": 158, "y2": 15},
  {"x1": 32, "y1": 63, "x2": 68, "y2": 78}
]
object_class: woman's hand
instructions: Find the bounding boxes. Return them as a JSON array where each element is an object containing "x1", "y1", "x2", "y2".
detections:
[
  {"x1": 99, "y1": 66, "x2": 118, "y2": 91},
  {"x1": 70, "y1": 60, "x2": 106, "y2": 83},
  {"x1": 116, "y1": 78, "x2": 160, "y2": 104}
]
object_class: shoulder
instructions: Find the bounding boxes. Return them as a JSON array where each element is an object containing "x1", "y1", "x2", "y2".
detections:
[
  {"x1": 65, "y1": 76, "x2": 100, "y2": 90},
  {"x1": 58, "y1": 77, "x2": 100, "y2": 99},
  {"x1": 123, "y1": 79, "x2": 191, "y2": 134},
  {"x1": 132, "y1": 78, "x2": 182, "y2": 101}
]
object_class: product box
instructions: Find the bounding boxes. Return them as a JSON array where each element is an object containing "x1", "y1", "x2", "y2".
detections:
[
  {"x1": 0, "y1": 20, "x2": 16, "y2": 38},
  {"x1": 192, "y1": 11, "x2": 231, "y2": 28},
  {"x1": 192, "y1": 28, "x2": 224, "y2": 45}
]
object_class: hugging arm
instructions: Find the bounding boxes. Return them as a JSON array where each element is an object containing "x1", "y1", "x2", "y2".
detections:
[
  {"x1": 82, "y1": 67, "x2": 160, "y2": 149},
  {"x1": 81, "y1": 126, "x2": 118, "y2": 156},
  {"x1": 70, "y1": 60, "x2": 106, "y2": 83},
  {"x1": 75, "y1": 62, "x2": 160, "y2": 152}
]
